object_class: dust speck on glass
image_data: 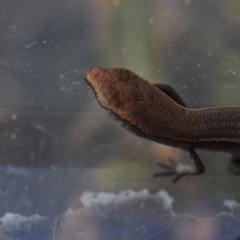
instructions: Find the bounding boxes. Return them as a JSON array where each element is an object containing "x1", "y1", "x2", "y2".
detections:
[{"x1": 0, "y1": 1, "x2": 239, "y2": 240}]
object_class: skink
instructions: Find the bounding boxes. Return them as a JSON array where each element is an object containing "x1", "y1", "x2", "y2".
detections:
[{"x1": 84, "y1": 67, "x2": 240, "y2": 182}]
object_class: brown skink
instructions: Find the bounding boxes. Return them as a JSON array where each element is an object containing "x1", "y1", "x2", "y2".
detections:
[{"x1": 84, "y1": 67, "x2": 240, "y2": 182}]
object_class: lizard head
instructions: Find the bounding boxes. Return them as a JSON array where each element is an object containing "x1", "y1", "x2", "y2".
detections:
[{"x1": 84, "y1": 68, "x2": 155, "y2": 120}]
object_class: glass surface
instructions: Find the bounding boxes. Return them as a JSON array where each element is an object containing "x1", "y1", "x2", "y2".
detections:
[{"x1": 0, "y1": 0, "x2": 240, "y2": 239}]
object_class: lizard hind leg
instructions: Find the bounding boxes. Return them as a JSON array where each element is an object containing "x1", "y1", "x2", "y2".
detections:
[{"x1": 228, "y1": 155, "x2": 240, "y2": 175}]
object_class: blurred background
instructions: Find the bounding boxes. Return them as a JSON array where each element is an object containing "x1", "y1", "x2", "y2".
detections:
[{"x1": 0, "y1": 0, "x2": 240, "y2": 239}]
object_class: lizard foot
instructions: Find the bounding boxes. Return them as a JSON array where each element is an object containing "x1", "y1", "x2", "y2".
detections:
[{"x1": 154, "y1": 158, "x2": 198, "y2": 183}]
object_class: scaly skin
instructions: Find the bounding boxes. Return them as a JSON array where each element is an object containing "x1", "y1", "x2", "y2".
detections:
[{"x1": 84, "y1": 67, "x2": 240, "y2": 179}]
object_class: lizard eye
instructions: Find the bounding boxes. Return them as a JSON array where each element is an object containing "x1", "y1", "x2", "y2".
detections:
[
  {"x1": 105, "y1": 87, "x2": 121, "y2": 107},
  {"x1": 130, "y1": 89, "x2": 143, "y2": 101}
]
